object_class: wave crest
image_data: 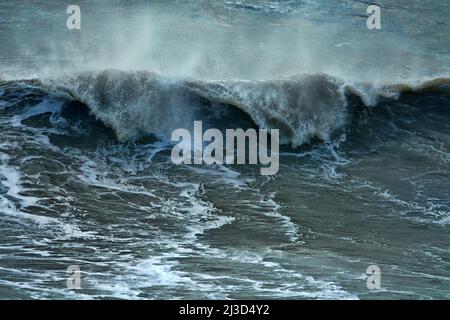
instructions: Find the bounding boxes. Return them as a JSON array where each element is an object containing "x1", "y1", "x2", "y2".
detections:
[{"x1": 2, "y1": 69, "x2": 450, "y2": 147}]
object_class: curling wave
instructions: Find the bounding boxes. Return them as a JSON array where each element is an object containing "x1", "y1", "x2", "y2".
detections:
[{"x1": 2, "y1": 69, "x2": 450, "y2": 147}]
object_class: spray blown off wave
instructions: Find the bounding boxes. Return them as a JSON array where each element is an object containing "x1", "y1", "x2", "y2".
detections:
[{"x1": 2, "y1": 69, "x2": 450, "y2": 147}]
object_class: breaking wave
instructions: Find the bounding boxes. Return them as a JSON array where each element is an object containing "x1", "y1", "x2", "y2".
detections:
[{"x1": 2, "y1": 69, "x2": 450, "y2": 147}]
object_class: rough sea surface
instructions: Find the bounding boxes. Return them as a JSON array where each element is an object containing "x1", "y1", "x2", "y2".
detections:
[{"x1": 0, "y1": 1, "x2": 449, "y2": 299}]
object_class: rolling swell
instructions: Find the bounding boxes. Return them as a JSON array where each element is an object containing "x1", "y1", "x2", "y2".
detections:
[{"x1": 2, "y1": 69, "x2": 450, "y2": 147}]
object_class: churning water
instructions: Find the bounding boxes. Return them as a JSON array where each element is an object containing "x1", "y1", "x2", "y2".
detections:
[{"x1": 0, "y1": 0, "x2": 449, "y2": 299}]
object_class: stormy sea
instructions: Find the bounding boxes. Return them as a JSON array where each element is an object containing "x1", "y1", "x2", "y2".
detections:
[{"x1": 0, "y1": 0, "x2": 449, "y2": 299}]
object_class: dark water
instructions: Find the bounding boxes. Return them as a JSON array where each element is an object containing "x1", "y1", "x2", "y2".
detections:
[{"x1": 0, "y1": 1, "x2": 449, "y2": 299}]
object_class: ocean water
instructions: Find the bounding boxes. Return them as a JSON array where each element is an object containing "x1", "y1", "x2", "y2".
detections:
[{"x1": 0, "y1": 0, "x2": 449, "y2": 299}]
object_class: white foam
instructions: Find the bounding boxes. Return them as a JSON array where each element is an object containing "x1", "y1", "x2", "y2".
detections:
[
  {"x1": 10, "y1": 98, "x2": 64, "y2": 127},
  {"x1": 0, "y1": 152, "x2": 40, "y2": 208}
]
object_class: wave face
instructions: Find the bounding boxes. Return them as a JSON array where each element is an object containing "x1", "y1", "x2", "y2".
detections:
[
  {"x1": 58, "y1": 70, "x2": 350, "y2": 146},
  {"x1": 5, "y1": 69, "x2": 448, "y2": 147},
  {"x1": 47, "y1": 70, "x2": 205, "y2": 141},
  {"x1": 185, "y1": 73, "x2": 348, "y2": 146}
]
